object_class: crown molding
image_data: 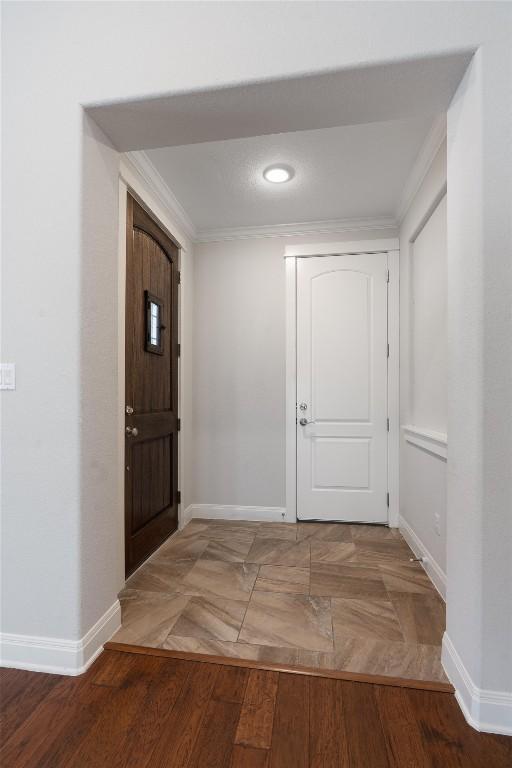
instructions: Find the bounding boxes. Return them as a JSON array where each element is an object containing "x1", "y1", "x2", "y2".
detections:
[
  {"x1": 122, "y1": 152, "x2": 398, "y2": 245},
  {"x1": 395, "y1": 114, "x2": 447, "y2": 225},
  {"x1": 123, "y1": 122, "x2": 446, "y2": 244},
  {"x1": 195, "y1": 216, "x2": 397, "y2": 244},
  {"x1": 122, "y1": 150, "x2": 197, "y2": 241}
]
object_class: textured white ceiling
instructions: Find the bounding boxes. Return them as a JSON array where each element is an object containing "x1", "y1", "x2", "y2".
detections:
[{"x1": 146, "y1": 117, "x2": 435, "y2": 231}]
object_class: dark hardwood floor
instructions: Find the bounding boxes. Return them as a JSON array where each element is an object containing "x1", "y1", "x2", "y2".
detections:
[{"x1": 1, "y1": 649, "x2": 510, "y2": 767}]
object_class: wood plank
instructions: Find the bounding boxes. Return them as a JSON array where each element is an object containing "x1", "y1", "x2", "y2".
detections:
[
  {"x1": 374, "y1": 684, "x2": 430, "y2": 768},
  {"x1": 108, "y1": 656, "x2": 191, "y2": 768},
  {"x1": 270, "y1": 673, "x2": 309, "y2": 768},
  {"x1": 2, "y1": 652, "x2": 510, "y2": 768},
  {"x1": 309, "y1": 677, "x2": 350, "y2": 768},
  {"x1": 58, "y1": 654, "x2": 163, "y2": 768},
  {"x1": 104, "y1": 641, "x2": 455, "y2": 692},
  {"x1": 146, "y1": 661, "x2": 221, "y2": 768},
  {"x1": 0, "y1": 668, "x2": 50, "y2": 713},
  {"x1": 407, "y1": 687, "x2": 512, "y2": 768},
  {"x1": 0, "y1": 669, "x2": 62, "y2": 744},
  {"x1": 5, "y1": 653, "x2": 184, "y2": 768},
  {"x1": 90, "y1": 648, "x2": 141, "y2": 687},
  {"x1": 212, "y1": 665, "x2": 248, "y2": 704},
  {"x1": 408, "y1": 687, "x2": 475, "y2": 768},
  {"x1": 12, "y1": 680, "x2": 110, "y2": 768},
  {"x1": 0, "y1": 667, "x2": 103, "y2": 768},
  {"x1": 235, "y1": 669, "x2": 279, "y2": 749},
  {"x1": 231, "y1": 745, "x2": 270, "y2": 768},
  {"x1": 341, "y1": 680, "x2": 391, "y2": 767},
  {"x1": 186, "y1": 667, "x2": 247, "y2": 768}
]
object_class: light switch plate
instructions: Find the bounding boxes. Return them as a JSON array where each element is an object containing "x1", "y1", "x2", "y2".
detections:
[{"x1": 0, "y1": 363, "x2": 16, "y2": 390}]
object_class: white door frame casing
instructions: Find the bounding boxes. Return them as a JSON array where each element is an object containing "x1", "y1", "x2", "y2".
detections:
[{"x1": 285, "y1": 239, "x2": 400, "y2": 526}]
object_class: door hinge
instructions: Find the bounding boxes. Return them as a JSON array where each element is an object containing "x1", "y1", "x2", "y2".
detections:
[
  {"x1": 177, "y1": 343, "x2": 181, "y2": 357},
  {"x1": 177, "y1": 270, "x2": 181, "y2": 285},
  {"x1": 386, "y1": 269, "x2": 390, "y2": 283},
  {"x1": 177, "y1": 490, "x2": 181, "y2": 505},
  {"x1": 387, "y1": 343, "x2": 390, "y2": 358},
  {"x1": 177, "y1": 418, "x2": 181, "y2": 432},
  {"x1": 387, "y1": 417, "x2": 390, "y2": 432},
  {"x1": 387, "y1": 492, "x2": 390, "y2": 507}
]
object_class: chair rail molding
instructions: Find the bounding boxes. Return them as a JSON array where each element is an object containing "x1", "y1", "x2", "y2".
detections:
[{"x1": 402, "y1": 424, "x2": 447, "y2": 460}]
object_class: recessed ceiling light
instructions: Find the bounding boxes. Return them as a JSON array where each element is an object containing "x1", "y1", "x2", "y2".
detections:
[{"x1": 263, "y1": 165, "x2": 294, "y2": 183}]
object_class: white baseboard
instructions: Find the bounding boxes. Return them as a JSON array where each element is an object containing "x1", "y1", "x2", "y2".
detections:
[
  {"x1": 398, "y1": 515, "x2": 446, "y2": 600},
  {"x1": 442, "y1": 634, "x2": 512, "y2": 735},
  {"x1": 0, "y1": 600, "x2": 121, "y2": 676},
  {"x1": 182, "y1": 503, "x2": 292, "y2": 527}
]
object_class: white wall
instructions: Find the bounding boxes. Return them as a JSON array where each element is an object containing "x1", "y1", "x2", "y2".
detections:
[
  {"x1": 192, "y1": 229, "x2": 395, "y2": 512},
  {"x1": 2, "y1": 2, "x2": 512, "y2": 731},
  {"x1": 193, "y1": 238, "x2": 285, "y2": 510},
  {"x1": 444, "y1": 47, "x2": 512, "y2": 730},
  {"x1": 399, "y1": 141, "x2": 448, "y2": 594},
  {"x1": 81, "y1": 115, "x2": 124, "y2": 635}
]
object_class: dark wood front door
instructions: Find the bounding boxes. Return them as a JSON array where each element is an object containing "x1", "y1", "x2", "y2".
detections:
[{"x1": 125, "y1": 194, "x2": 179, "y2": 576}]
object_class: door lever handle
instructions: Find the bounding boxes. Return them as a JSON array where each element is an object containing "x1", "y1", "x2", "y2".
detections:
[{"x1": 299, "y1": 417, "x2": 315, "y2": 426}]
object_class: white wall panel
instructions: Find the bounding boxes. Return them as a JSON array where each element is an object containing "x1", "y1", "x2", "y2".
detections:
[{"x1": 410, "y1": 196, "x2": 447, "y2": 433}]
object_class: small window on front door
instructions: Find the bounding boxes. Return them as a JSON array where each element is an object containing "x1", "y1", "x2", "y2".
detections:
[{"x1": 145, "y1": 290, "x2": 164, "y2": 354}]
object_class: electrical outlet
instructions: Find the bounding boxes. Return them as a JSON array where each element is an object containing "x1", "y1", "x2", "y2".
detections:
[{"x1": 434, "y1": 512, "x2": 441, "y2": 536}]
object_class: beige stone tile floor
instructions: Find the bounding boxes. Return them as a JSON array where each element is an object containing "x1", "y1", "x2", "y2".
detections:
[{"x1": 112, "y1": 518, "x2": 448, "y2": 683}]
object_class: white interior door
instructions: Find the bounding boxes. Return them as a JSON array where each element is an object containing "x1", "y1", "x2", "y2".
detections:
[{"x1": 296, "y1": 253, "x2": 388, "y2": 522}]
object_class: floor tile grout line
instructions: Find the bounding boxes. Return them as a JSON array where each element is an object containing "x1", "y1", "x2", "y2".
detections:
[
  {"x1": 328, "y1": 595, "x2": 336, "y2": 654},
  {"x1": 236, "y1": 559, "x2": 260, "y2": 644}
]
